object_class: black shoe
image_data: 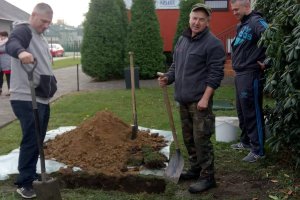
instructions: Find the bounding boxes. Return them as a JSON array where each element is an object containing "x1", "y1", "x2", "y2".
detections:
[
  {"x1": 188, "y1": 177, "x2": 216, "y2": 193},
  {"x1": 180, "y1": 169, "x2": 200, "y2": 180}
]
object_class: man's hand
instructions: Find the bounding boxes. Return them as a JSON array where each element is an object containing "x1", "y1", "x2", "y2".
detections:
[
  {"x1": 157, "y1": 72, "x2": 168, "y2": 87},
  {"x1": 257, "y1": 61, "x2": 265, "y2": 71},
  {"x1": 197, "y1": 98, "x2": 209, "y2": 111},
  {"x1": 18, "y1": 51, "x2": 34, "y2": 64},
  {"x1": 197, "y1": 86, "x2": 214, "y2": 111}
]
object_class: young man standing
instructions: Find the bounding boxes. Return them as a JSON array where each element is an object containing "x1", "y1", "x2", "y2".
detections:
[
  {"x1": 230, "y1": 0, "x2": 268, "y2": 162},
  {"x1": 6, "y1": 3, "x2": 57, "y2": 199}
]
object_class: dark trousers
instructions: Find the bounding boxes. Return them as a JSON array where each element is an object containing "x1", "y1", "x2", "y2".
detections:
[
  {"x1": 5, "y1": 73, "x2": 10, "y2": 89},
  {"x1": 11, "y1": 100, "x2": 50, "y2": 188},
  {"x1": 0, "y1": 71, "x2": 10, "y2": 90},
  {"x1": 235, "y1": 72, "x2": 265, "y2": 156},
  {"x1": 0, "y1": 71, "x2": 3, "y2": 89},
  {"x1": 179, "y1": 100, "x2": 215, "y2": 178}
]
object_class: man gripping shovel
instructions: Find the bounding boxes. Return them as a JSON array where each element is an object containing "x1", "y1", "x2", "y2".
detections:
[
  {"x1": 157, "y1": 72, "x2": 184, "y2": 184},
  {"x1": 5, "y1": 3, "x2": 62, "y2": 199}
]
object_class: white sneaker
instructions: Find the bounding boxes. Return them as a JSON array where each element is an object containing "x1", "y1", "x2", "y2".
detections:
[{"x1": 16, "y1": 187, "x2": 36, "y2": 199}]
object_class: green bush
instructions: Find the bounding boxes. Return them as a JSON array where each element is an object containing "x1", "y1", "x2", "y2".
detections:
[
  {"x1": 116, "y1": 0, "x2": 128, "y2": 64},
  {"x1": 125, "y1": 0, "x2": 165, "y2": 79},
  {"x1": 256, "y1": 0, "x2": 300, "y2": 168},
  {"x1": 172, "y1": 0, "x2": 204, "y2": 50},
  {"x1": 81, "y1": 0, "x2": 127, "y2": 81}
]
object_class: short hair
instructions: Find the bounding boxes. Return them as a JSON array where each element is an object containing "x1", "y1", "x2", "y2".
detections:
[
  {"x1": 32, "y1": 3, "x2": 53, "y2": 15},
  {"x1": 190, "y1": 10, "x2": 211, "y2": 21},
  {"x1": 0, "y1": 31, "x2": 8, "y2": 37},
  {"x1": 230, "y1": 0, "x2": 251, "y2": 6}
]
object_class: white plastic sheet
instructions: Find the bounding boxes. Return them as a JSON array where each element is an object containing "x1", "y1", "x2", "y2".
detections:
[{"x1": 0, "y1": 126, "x2": 172, "y2": 180}]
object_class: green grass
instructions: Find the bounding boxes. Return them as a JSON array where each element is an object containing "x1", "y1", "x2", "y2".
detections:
[
  {"x1": 0, "y1": 86, "x2": 298, "y2": 199},
  {"x1": 52, "y1": 57, "x2": 81, "y2": 69}
]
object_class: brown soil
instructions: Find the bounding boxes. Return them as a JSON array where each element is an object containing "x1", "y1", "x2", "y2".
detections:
[{"x1": 44, "y1": 111, "x2": 167, "y2": 176}]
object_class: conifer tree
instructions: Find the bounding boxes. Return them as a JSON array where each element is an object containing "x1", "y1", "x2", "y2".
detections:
[
  {"x1": 81, "y1": 0, "x2": 127, "y2": 80},
  {"x1": 126, "y1": 0, "x2": 165, "y2": 79}
]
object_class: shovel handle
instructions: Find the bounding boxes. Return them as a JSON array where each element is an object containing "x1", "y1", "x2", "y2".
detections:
[
  {"x1": 161, "y1": 86, "x2": 180, "y2": 150},
  {"x1": 21, "y1": 59, "x2": 47, "y2": 181},
  {"x1": 129, "y1": 52, "x2": 138, "y2": 139}
]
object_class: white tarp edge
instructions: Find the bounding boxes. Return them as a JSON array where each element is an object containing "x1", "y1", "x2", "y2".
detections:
[{"x1": 0, "y1": 126, "x2": 173, "y2": 181}]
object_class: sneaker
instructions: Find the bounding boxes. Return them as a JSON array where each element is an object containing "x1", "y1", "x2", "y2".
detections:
[
  {"x1": 16, "y1": 187, "x2": 36, "y2": 199},
  {"x1": 231, "y1": 142, "x2": 251, "y2": 150},
  {"x1": 188, "y1": 177, "x2": 216, "y2": 193},
  {"x1": 180, "y1": 169, "x2": 200, "y2": 180},
  {"x1": 242, "y1": 152, "x2": 265, "y2": 163}
]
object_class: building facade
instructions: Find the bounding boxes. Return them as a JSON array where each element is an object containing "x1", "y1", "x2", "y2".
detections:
[{"x1": 124, "y1": 0, "x2": 238, "y2": 52}]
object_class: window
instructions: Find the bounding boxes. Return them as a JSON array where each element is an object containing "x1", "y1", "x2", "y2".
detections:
[{"x1": 205, "y1": 0, "x2": 228, "y2": 10}]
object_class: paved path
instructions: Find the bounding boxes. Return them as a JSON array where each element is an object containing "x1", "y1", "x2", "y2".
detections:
[
  {"x1": 0, "y1": 66, "x2": 158, "y2": 128},
  {"x1": 0, "y1": 66, "x2": 234, "y2": 128}
]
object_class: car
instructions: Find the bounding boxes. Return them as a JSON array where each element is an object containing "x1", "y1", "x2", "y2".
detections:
[{"x1": 49, "y1": 43, "x2": 64, "y2": 57}]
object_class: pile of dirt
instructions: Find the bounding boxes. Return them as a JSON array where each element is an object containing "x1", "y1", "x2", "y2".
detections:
[{"x1": 45, "y1": 111, "x2": 167, "y2": 176}]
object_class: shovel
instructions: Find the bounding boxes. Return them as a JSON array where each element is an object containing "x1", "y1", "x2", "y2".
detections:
[
  {"x1": 129, "y1": 52, "x2": 138, "y2": 139},
  {"x1": 22, "y1": 60, "x2": 62, "y2": 200},
  {"x1": 157, "y1": 72, "x2": 184, "y2": 184}
]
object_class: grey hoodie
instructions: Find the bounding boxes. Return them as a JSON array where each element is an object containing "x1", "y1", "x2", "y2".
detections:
[{"x1": 6, "y1": 21, "x2": 56, "y2": 104}]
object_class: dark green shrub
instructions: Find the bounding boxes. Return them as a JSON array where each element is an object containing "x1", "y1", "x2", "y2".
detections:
[
  {"x1": 172, "y1": 0, "x2": 204, "y2": 49},
  {"x1": 257, "y1": 0, "x2": 300, "y2": 168},
  {"x1": 125, "y1": 0, "x2": 165, "y2": 79},
  {"x1": 81, "y1": 0, "x2": 127, "y2": 81},
  {"x1": 116, "y1": 0, "x2": 128, "y2": 64}
]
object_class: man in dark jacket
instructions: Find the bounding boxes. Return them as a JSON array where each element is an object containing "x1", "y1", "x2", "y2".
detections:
[
  {"x1": 230, "y1": 0, "x2": 268, "y2": 162},
  {"x1": 158, "y1": 3, "x2": 225, "y2": 193}
]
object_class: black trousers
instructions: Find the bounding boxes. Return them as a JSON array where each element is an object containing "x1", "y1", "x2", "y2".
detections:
[
  {"x1": 0, "y1": 71, "x2": 10, "y2": 90},
  {"x1": 235, "y1": 71, "x2": 265, "y2": 156},
  {"x1": 0, "y1": 70, "x2": 3, "y2": 89}
]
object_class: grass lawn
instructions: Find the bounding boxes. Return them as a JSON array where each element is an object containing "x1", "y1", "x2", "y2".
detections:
[
  {"x1": 52, "y1": 57, "x2": 81, "y2": 70},
  {"x1": 0, "y1": 86, "x2": 298, "y2": 199}
]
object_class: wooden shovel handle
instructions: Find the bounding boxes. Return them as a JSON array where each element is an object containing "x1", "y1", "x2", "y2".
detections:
[
  {"x1": 162, "y1": 86, "x2": 180, "y2": 150},
  {"x1": 129, "y1": 52, "x2": 137, "y2": 138}
]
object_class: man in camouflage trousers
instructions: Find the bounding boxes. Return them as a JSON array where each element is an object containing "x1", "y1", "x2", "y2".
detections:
[{"x1": 158, "y1": 3, "x2": 225, "y2": 193}]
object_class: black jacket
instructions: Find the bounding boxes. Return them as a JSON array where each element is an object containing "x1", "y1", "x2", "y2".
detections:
[
  {"x1": 166, "y1": 27, "x2": 225, "y2": 103},
  {"x1": 231, "y1": 11, "x2": 268, "y2": 73}
]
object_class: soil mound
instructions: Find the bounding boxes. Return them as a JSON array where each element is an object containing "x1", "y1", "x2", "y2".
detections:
[{"x1": 45, "y1": 111, "x2": 167, "y2": 176}]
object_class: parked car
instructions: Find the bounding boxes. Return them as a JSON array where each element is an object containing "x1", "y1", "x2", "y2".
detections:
[{"x1": 49, "y1": 43, "x2": 64, "y2": 57}]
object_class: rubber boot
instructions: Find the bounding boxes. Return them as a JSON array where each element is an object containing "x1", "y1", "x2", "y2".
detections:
[
  {"x1": 179, "y1": 168, "x2": 200, "y2": 180},
  {"x1": 188, "y1": 175, "x2": 216, "y2": 193}
]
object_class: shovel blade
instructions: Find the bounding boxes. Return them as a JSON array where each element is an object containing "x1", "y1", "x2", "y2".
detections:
[
  {"x1": 131, "y1": 125, "x2": 138, "y2": 140},
  {"x1": 164, "y1": 150, "x2": 184, "y2": 184},
  {"x1": 33, "y1": 178, "x2": 62, "y2": 200}
]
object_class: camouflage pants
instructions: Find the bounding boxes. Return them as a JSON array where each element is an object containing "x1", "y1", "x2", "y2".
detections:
[{"x1": 179, "y1": 101, "x2": 215, "y2": 177}]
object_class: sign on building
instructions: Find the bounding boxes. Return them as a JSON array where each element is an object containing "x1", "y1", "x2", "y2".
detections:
[{"x1": 124, "y1": 0, "x2": 180, "y2": 9}]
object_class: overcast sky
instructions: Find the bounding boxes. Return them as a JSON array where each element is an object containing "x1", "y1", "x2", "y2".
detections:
[{"x1": 6, "y1": 0, "x2": 90, "y2": 27}]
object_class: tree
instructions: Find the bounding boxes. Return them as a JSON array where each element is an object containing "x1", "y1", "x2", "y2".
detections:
[
  {"x1": 173, "y1": 0, "x2": 204, "y2": 49},
  {"x1": 256, "y1": 0, "x2": 300, "y2": 168},
  {"x1": 125, "y1": 0, "x2": 165, "y2": 79},
  {"x1": 81, "y1": 0, "x2": 127, "y2": 81},
  {"x1": 116, "y1": 0, "x2": 128, "y2": 63}
]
